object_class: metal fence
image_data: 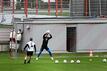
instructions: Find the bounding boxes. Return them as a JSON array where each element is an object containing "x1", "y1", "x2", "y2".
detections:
[
  {"x1": 0, "y1": 0, "x2": 107, "y2": 18},
  {"x1": 70, "y1": 0, "x2": 107, "y2": 17}
]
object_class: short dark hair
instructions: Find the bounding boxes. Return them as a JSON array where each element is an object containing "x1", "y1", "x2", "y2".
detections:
[
  {"x1": 19, "y1": 29, "x2": 21, "y2": 32},
  {"x1": 30, "y1": 38, "x2": 33, "y2": 41}
]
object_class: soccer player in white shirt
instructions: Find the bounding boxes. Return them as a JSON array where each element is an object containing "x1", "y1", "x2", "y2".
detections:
[
  {"x1": 9, "y1": 29, "x2": 16, "y2": 57},
  {"x1": 16, "y1": 29, "x2": 22, "y2": 51},
  {"x1": 24, "y1": 38, "x2": 36, "y2": 64}
]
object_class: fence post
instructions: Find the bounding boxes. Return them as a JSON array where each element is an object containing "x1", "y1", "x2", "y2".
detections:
[
  {"x1": 24, "y1": 0, "x2": 28, "y2": 17},
  {"x1": 60, "y1": 0, "x2": 62, "y2": 16},
  {"x1": 55, "y1": 0, "x2": 58, "y2": 16},
  {"x1": 84, "y1": 0, "x2": 88, "y2": 16},
  {"x1": 36, "y1": 0, "x2": 38, "y2": 15},
  {"x1": 99, "y1": 0, "x2": 102, "y2": 16},
  {"x1": 1, "y1": 0, "x2": 4, "y2": 13},
  {"x1": 12, "y1": 0, "x2": 14, "y2": 15},
  {"x1": 88, "y1": 0, "x2": 91, "y2": 16},
  {"x1": 48, "y1": 0, "x2": 51, "y2": 15}
]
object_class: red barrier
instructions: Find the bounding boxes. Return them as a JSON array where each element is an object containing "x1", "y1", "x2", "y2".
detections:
[
  {"x1": 36, "y1": 0, "x2": 38, "y2": 15},
  {"x1": 48, "y1": 0, "x2": 50, "y2": 15},
  {"x1": 1, "y1": 0, "x2": 3, "y2": 13},
  {"x1": 24, "y1": 0, "x2": 28, "y2": 17},
  {"x1": 12, "y1": 0, "x2": 14, "y2": 15},
  {"x1": 55, "y1": 0, "x2": 58, "y2": 16},
  {"x1": 0, "y1": 0, "x2": 2, "y2": 12},
  {"x1": 60, "y1": 0, "x2": 62, "y2": 15},
  {"x1": 84, "y1": 0, "x2": 88, "y2": 16}
]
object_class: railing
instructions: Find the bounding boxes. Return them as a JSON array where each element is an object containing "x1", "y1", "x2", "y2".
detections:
[{"x1": 0, "y1": 0, "x2": 107, "y2": 18}]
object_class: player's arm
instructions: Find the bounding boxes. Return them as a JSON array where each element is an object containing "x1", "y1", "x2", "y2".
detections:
[
  {"x1": 24, "y1": 44, "x2": 29, "y2": 51},
  {"x1": 43, "y1": 34, "x2": 46, "y2": 39},
  {"x1": 49, "y1": 34, "x2": 52, "y2": 39},
  {"x1": 34, "y1": 45, "x2": 36, "y2": 52}
]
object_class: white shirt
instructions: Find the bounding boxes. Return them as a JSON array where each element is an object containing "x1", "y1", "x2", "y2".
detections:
[
  {"x1": 16, "y1": 33, "x2": 21, "y2": 41},
  {"x1": 10, "y1": 31, "x2": 16, "y2": 38},
  {"x1": 26, "y1": 41, "x2": 35, "y2": 51}
]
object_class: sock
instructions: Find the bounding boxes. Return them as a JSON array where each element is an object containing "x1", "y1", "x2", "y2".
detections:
[
  {"x1": 24, "y1": 56, "x2": 27, "y2": 64},
  {"x1": 51, "y1": 57, "x2": 54, "y2": 60},
  {"x1": 24, "y1": 60, "x2": 26, "y2": 64},
  {"x1": 25, "y1": 56, "x2": 27, "y2": 60},
  {"x1": 27, "y1": 60, "x2": 30, "y2": 63}
]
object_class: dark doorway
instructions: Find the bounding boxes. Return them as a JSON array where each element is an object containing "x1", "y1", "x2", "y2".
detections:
[{"x1": 67, "y1": 27, "x2": 76, "y2": 52}]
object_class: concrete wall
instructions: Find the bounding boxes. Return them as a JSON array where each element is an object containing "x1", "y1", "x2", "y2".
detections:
[
  {"x1": 77, "y1": 24, "x2": 107, "y2": 52},
  {"x1": 16, "y1": 24, "x2": 107, "y2": 52},
  {"x1": 0, "y1": 28, "x2": 12, "y2": 51},
  {"x1": 0, "y1": 45, "x2": 9, "y2": 51},
  {"x1": 16, "y1": 24, "x2": 67, "y2": 53},
  {"x1": 0, "y1": 28, "x2": 11, "y2": 42}
]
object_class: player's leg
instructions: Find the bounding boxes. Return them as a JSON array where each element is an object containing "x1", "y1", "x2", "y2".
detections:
[
  {"x1": 36, "y1": 48, "x2": 44, "y2": 60},
  {"x1": 24, "y1": 55, "x2": 27, "y2": 64},
  {"x1": 37, "y1": 47, "x2": 44, "y2": 57},
  {"x1": 12, "y1": 44, "x2": 17, "y2": 57},
  {"x1": 27, "y1": 52, "x2": 33, "y2": 63},
  {"x1": 27, "y1": 56, "x2": 31, "y2": 63},
  {"x1": 9, "y1": 41, "x2": 12, "y2": 57},
  {"x1": 46, "y1": 47, "x2": 54, "y2": 60},
  {"x1": 16, "y1": 43, "x2": 19, "y2": 53},
  {"x1": 46, "y1": 47, "x2": 52, "y2": 57},
  {"x1": 9, "y1": 39, "x2": 16, "y2": 58},
  {"x1": 24, "y1": 51, "x2": 28, "y2": 64},
  {"x1": 9, "y1": 48, "x2": 12, "y2": 57},
  {"x1": 16, "y1": 40, "x2": 20, "y2": 53}
]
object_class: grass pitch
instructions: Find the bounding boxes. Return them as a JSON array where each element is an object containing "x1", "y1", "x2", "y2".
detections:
[{"x1": 0, "y1": 52, "x2": 107, "y2": 71}]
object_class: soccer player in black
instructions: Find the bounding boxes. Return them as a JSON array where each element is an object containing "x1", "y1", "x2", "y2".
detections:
[{"x1": 36, "y1": 30, "x2": 54, "y2": 60}]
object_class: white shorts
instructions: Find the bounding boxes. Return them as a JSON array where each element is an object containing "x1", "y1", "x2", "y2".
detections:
[
  {"x1": 10, "y1": 42, "x2": 16, "y2": 49},
  {"x1": 16, "y1": 44, "x2": 20, "y2": 49}
]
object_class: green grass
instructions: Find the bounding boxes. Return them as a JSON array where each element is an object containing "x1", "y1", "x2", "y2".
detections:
[
  {"x1": 38, "y1": 12, "x2": 70, "y2": 16},
  {"x1": 27, "y1": 12, "x2": 69, "y2": 16},
  {"x1": 14, "y1": 9, "x2": 70, "y2": 16},
  {"x1": 0, "y1": 52, "x2": 107, "y2": 71}
]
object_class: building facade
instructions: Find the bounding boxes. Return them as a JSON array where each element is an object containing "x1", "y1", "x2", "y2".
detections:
[
  {"x1": 0, "y1": 0, "x2": 107, "y2": 53},
  {"x1": 14, "y1": 18, "x2": 107, "y2": 53}
]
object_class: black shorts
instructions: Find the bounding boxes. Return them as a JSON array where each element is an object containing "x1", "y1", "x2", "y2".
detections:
[
  {"x1": 27, "y1": 51, "x2": 33, "y2": 56},
  {"x1": 40, "y1": 47, "x2": 49, "y2": 51},
  {"x1": 17, "y1": 40, "x2": 20, "y2": 44},
  {"x1": 10, "y1": 38, "x2": 16, "y2": 42}
]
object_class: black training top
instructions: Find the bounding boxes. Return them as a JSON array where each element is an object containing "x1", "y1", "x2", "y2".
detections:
[{"x1": 42, "y1": 33, "x2": 52, "y2": 47}]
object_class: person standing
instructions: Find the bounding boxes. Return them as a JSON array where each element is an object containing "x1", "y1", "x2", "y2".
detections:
[
  {"x1": 24, "y1": 38, "x2": 36, "y2": 64},
  {"x1": 16, "y1": 29, "x2": 22, "y2": 51},
  {"x1": 9, "y1": 29, "x2": 16, "y2": 57},
  {"x1": 36, "y1": 30, "x2": 54, "y2": 60}
]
